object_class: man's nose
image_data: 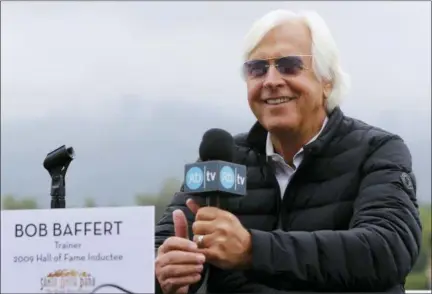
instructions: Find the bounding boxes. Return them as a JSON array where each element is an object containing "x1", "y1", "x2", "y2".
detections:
[{"x1": 263, "y1": 65, "x2": 285, "y2": 89}]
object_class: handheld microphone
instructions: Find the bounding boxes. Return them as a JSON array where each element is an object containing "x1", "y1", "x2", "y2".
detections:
[{"x1": 183, "y1": 128, "x2": 247, "y2": 207}]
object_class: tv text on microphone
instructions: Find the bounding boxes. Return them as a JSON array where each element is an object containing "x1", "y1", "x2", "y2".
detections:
[{"x1": 183, "y1": 128, "x2": 247, "y2": 207}]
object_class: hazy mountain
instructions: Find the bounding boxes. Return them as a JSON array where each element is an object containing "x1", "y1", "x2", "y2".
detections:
[{"x1": 1, "y1": 98, "x2": 430, "y2": 207}]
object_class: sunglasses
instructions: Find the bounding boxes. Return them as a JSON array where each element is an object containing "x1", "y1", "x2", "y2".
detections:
[{"x1": 243, "y1": 55, "x2": 312, "y2": 78}]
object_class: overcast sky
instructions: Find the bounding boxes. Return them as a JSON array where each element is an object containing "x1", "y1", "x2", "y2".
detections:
[
  {"x1": 1, "y1": 2, "x2": 431, "y2": 205},
  {"x1": 1, "y1": 1, "x2": 431, "y2": 121}
]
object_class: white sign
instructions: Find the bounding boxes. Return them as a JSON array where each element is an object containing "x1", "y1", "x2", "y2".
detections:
[{"x1": 1, "y1": 206, "x2": 155, "y2": 293}]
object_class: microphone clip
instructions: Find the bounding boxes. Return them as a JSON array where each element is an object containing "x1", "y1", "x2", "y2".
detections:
[{"x1": 43, "y1": 145, "x2": 75, "y2": 209}]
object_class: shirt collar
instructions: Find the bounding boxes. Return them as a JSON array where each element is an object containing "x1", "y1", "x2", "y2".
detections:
[{"x1": 266, "y1": 117, "x2": 329, "y2": 158}]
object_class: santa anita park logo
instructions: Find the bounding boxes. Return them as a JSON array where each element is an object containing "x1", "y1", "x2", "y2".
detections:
[{"x1": 40, "y1": 269, "x2": 96, "y2": 293}]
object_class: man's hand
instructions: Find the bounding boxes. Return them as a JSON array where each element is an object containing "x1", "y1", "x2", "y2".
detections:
[
  {"x1": 186, "y1": 198, "x2": 252, "y2": 270},
  {"x1": 155, "y1": 209, "x2": 206, "y2": 294}
]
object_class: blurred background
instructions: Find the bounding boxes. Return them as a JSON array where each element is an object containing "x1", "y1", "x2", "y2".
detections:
[{"x1": 1, "y1": 1, "x2": 430, "y2": 289}]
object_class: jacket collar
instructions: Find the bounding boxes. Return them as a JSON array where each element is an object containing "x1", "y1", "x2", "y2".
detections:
[{"x1": 246, "y1": 107, "x2": 345, "y2": 156}]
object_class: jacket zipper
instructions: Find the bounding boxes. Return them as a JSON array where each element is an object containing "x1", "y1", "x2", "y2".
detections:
[
  {"x1": 279, "y1": 147, "x2": 313, "y2": 230},
  {"x1": 264, "y1": 156, "x2": 282, "y2": 229}
]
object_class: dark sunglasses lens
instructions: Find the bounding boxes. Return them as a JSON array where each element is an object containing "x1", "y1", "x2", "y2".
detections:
[
  {"x1": 244, "y1": 60, "x2": 268, "y2": 77},
  {"x1": 277, "y1": 56, "x2": 304, "y2": 75}
]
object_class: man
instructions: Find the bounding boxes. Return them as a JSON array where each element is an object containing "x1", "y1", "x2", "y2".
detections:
[{"x1": 155, "y1": 9, "x2": 422, "y2": 293}]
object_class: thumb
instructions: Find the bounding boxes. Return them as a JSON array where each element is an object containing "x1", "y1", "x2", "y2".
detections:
[
  {"x1": 173, "y1": 209, "x2": 189, "y2": 239},
  {"x1": 186, "y1": 198, "x2": 201, "y2": 215}
]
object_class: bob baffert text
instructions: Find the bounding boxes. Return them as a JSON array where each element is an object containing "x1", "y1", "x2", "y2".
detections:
[{"x1": 14, "y1": 221, "x2": 123, "y2": 237}]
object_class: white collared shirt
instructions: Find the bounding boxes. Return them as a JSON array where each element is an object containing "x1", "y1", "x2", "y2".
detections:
[{"x1": 265, "y1": 117, "x2": 328, "y2": 198}]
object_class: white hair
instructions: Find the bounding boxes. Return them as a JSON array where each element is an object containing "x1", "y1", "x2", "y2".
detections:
[{"x1": 242, "y1": 10, "x2": 350, "y2": 112}]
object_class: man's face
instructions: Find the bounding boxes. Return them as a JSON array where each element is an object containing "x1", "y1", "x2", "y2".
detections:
[{"x1": 245, "y1": 21, "x2": 328, "y2": 134}]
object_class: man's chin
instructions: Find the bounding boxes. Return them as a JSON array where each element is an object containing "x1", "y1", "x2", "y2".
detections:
[{"x1": 264, "y1": 120, "x2": 298, "y2": 134}]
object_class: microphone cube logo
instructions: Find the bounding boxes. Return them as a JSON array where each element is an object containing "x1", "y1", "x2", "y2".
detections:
[
  {"x1": 184, "y1": 161, "x2": 246, "y2": 196},
  {"x1": 185, "y1": 167, "x2": 204, "y2": 190},
  {"x1": 220, "y1": 166, "x2": 235, "y2": 189}
]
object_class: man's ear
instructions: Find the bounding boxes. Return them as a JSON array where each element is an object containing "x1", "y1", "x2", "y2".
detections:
[{"x1": 323, "y1": 80, "x2": 333, "y2": 99}]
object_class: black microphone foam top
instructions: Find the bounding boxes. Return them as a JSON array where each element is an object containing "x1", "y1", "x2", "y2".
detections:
[{"x1": 199, "y1": 128, "x2": 234, "y2": 162}]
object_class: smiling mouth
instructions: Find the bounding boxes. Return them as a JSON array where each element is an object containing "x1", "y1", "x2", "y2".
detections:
[{"x1": 264, "y1": 96, "x2": 296, "y2": 105}]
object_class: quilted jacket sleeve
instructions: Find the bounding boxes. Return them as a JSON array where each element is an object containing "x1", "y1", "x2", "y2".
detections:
[{"x1": 248, "y1": 136, "x2": 422, "y2": 291}]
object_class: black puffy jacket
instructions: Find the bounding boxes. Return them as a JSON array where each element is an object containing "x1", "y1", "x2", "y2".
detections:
[{"x1": 155, "y1": 107, "x2": 422, "y2": 293}]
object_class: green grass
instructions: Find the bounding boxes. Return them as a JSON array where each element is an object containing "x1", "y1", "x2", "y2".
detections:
[{"x1": 406, "y1": 271, "x2": 430, "y2": 290}]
